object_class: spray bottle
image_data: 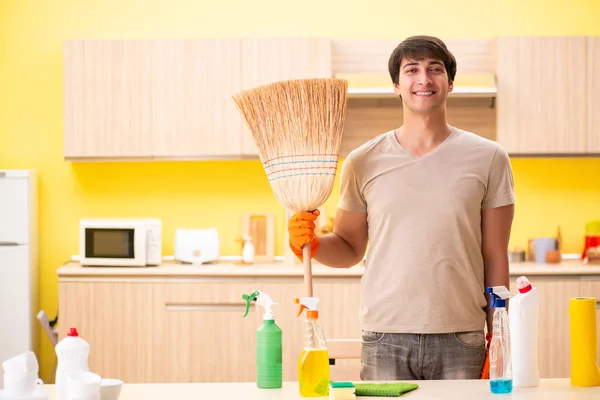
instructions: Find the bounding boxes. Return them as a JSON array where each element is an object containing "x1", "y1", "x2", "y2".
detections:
[
  {"x1": 486, "y1": 286, "x2": 512, "y2": 394},
  {"x1": 295, "y1": 297, "x2": 329, "y2": 397},
  {"x1": 509, "y1": 276, "x2": 539, "y2": 387},
  {"x1": 242, "y1": 290, "x2": 282, "y2": 389}
]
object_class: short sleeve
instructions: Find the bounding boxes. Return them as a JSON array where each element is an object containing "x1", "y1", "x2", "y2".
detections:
[
  {"x1": 337, "y1": 153, "x2": 367, "y2": 212},
  {"x1": 482, "y1": 144, "x2": 516, "y2": 210}
]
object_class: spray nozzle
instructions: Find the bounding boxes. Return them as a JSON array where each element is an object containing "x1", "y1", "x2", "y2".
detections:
[
  {"x1": 294, "y1": 297, "x2": 320, "y2": 319},
  {"x1": 485, "y1": 286, "x2": 511, "y2": 308},
  {"x1": 242, "y1": 290, "x2": 276, "y2": 320}
]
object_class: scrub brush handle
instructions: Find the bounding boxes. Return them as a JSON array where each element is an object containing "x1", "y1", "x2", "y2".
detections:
[{"x1": 303, "y1": 244, "x2": 313, "y2": 297}]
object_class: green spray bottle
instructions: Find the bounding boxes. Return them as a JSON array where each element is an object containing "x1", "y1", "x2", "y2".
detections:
[{"x1": 242, "y1": 290, "x2": 282, "y2": 389}]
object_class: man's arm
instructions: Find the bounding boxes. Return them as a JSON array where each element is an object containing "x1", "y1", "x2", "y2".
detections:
[
  {"x1": 482, "y1": 204, "x2": 514, "y2": 332},
  {"x1": 314, "y1": 208, "x2": 368, "y2": 269}
]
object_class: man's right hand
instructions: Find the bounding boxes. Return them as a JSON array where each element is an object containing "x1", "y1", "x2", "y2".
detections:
[{"x1": 288, "y1": 210, "x2": 320, "y2": 261}]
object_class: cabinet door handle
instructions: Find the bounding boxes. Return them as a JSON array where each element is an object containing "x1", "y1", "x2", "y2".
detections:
[{"x1": 165, "y1": 303, "x2": 251, "y2": 312}]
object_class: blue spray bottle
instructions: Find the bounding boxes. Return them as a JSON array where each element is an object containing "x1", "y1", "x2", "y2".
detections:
[{"x1": 486, "y1": 286, "x2": 512, "y2": 394}]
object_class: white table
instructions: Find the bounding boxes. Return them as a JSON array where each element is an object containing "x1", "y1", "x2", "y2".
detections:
[{"x1": 39, "y1": 379, "x2": 600, "y2": 399}]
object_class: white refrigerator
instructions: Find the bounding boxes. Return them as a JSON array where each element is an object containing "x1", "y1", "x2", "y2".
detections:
[{"x1": 0, "y1": 170, "x2": 39, "y2": 389}]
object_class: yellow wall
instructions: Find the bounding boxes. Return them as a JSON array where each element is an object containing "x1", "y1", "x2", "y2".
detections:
[{"x1": 1, "y1": 0, "x2": 600, "y2": 380}]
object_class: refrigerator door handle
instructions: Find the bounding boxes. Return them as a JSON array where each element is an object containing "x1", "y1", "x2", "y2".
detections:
[{"x1": 0, "y1": 242, "x2": 19, "y2": 246}]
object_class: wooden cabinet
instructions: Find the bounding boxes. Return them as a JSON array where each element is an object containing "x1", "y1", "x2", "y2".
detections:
[
  {"x1": 239, "y1": 39, "x2": 332, "y2": 156},
  {"x1": 58, "y1": 268, "x2": 600, "y2": 384},
  {"x1": 62, "y1": 38, "x2": 331, "y2": 160},
  {"x1": 57, "y1": 281, "x2": 168, "y2": 383},
  {"x1": 58, "y1": 273, "x2": 360, "y2": 384},
  {"x1": 587, "y1": 37, "x2": 600, "y2": 153},
  {"x1": 495, "y1": 36, "x2": 598, "y2": 155}
]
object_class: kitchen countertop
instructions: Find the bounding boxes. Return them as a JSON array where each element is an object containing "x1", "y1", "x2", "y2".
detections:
[
  {"x1": 56, "y1": 259, "x2": 600, "y2": 279},
  {"x1": 36, "y1": 379, "x2": 600, "y2": 399}
]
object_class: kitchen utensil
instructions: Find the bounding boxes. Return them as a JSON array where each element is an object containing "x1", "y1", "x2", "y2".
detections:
[{"x1": 232, "y1": 78, "x2": 348, "y2": 297}]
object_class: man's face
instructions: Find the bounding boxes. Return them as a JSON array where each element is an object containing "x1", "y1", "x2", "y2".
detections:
[{"x1": 393, "y1": 57, "x2": 453, "y2": 114}]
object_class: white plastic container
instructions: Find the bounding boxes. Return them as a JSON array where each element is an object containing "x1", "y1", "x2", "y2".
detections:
[
  {"x1": 509, "y1": 276, "x2": 540, "y2": 387},
  {"x1": 55, "y1": 328, "x2": 90, "y2": 400}
]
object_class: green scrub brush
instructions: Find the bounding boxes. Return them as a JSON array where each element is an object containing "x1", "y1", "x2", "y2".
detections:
[{"x1": 353, "y1": 382, "x2": 419, "y2": 397}]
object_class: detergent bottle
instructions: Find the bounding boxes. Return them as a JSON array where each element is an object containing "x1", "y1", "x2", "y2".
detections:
[
  {"x1": 242, "y1": 290, "x2": 282, "y2": 389},
  {"x1": 509, "y1": 276, "x2": 539, "y2": 387},
  {"x1": 486, "y1": 286, "x2": 512, "y2": 394},
  {"x1": 55, "y1": 327, "x2": 90, "y2": 400},
  {"x1": 295, "y1": 296, "x2": 330, "y2": 397}
]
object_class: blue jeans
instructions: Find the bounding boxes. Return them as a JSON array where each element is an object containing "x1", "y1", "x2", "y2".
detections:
[{"x1": 360, "y1": 330, "x2": 486, "y2": 380}]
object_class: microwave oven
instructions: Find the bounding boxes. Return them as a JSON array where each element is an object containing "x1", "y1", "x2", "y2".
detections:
[{"x1": 79, "y1": 218, "x2": 162, "y2": 267}]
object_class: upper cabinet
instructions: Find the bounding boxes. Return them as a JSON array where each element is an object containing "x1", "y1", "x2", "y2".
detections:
[
  {"x1": 239, "y1": 39, "x2": 332, "y2": 156},
  {"x1": 62, "y1": 39, "x2": 331, "y2": 160},
  {"x1": 495, "y1": 36, "x2": 599, "y2": 155},
  {"x1": 588, "y1": 37, "x2": 600, "y2": 153},
  {"x1": 63, "y1": 36, "x2": 600, "y2": 160}
]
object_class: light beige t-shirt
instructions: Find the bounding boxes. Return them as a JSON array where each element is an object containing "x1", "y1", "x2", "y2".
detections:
[{"x1": 339, "y1": 126, "x2": 516, "y2": 334}]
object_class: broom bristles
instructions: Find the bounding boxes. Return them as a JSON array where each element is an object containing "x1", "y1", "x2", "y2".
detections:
[{"x1": 233, "y1": 78, "x2": 348, "y2": 213}]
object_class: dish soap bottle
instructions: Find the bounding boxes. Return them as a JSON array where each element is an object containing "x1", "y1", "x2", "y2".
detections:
[
  {"x1": 486, "y1": 286, "x2": 512, "y2": 394},
  {"x1": 509, "y1": 276, "x2": 539, "y2": 387},
  {"x1": 241, "y1": 235, "x2": 254, "y2": 264},
  {"x1": 242, "y1": 290, "x2": 282, "y2": 388},
  {"x1": 295, "y1": 296, "x2": 329, "y2": 397},
  {"x1": 55, "y1": 327, "x2": 90, "y2": 400}
]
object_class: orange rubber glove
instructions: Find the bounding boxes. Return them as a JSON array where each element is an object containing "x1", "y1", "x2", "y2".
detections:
[
  {"x1": 288, "y1": 209, "x2": 320, "y2": 261},
  {"x1": 480, "y1": 332, "x2": 493, "y2": 379}
]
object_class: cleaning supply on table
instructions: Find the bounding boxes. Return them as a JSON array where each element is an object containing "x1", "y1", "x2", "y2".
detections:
[
  {"x1": 568, "y1": 297, "x2": 600, "y2": 386},
  {"x1": 353, "y1": 382, "x2": 419, "y2": 397},
  {"x1": 329, "y1": 381, "x2": 355, "y2": 400},
  {"x1": 509, "y1": 275, "x2": 539, "y2": 387},
  {"x1": 242, "y1": 290, "x2": 282, "y2": 389},
  {"x1": 486, "y1": 286, "x2": 512, "y2": 394},
  {"x1": 55, "y1": 327, "x2": 90, "y2": 400},
  {"x1": 295, "y1": 296, "x2": 330, "y2": 397}
]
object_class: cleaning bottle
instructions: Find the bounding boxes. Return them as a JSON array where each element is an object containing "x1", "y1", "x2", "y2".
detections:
[
  {"x1": 295, "y1": 296, "x2": 329, "y2": 397},
  {"x1": 242, "y1": 290, "x2": 282, "y2": 389},
  {"x1": 486, "y1": 286, "x2": 512, "y2": 394},
  {"x1": 55, "y1": 327, "x2": 90, "y2": 400},
  {"x1": 509, "y1": 276, "x2": 539, "y2": 387},
  {"x1": 241, "y1": 235, "x2": 254, "y2": 264}
]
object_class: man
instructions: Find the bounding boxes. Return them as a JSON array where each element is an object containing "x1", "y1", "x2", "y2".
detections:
[{"x1": 287, "y1": 35, "x2": 515, "y2": 380}]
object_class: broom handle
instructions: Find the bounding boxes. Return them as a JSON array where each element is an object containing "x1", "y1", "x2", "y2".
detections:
[{"x1": 303, "y1": 244, "x2": 313, "y2": 297}]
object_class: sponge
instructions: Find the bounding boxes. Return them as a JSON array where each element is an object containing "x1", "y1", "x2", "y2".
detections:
[
  {"x1": 329, "y1": 381, "x2": 356, "y2": 400},
  {"x1": 353, "y1": 382, "x2": 419, "y2": 397}
]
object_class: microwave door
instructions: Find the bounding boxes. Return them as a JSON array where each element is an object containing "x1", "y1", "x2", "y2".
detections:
[{"x1": 82, "y1": 227, "x2": 146, "y2": 266}]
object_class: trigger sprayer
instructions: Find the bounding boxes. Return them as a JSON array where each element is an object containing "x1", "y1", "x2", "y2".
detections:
[
  {"x1": 243, "y1": 290, "x2": 276, "y2": 320},
  {"x1": 294, "y1": 296, "x2": 321, "y2": 318},
  {"x1": 241, "y1": 290, "x2": 282, "y2": 389}
]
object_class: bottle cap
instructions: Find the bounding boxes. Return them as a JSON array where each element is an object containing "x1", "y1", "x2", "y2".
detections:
[
  {"x1": 516, "y1": 276, "x2": 532, "y2": 293},
  {"x1": 67, "y1": 327, "x2": 79, "y2": 337}
]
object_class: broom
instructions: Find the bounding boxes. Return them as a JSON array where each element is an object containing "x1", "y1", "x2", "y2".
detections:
[{"x1": 232, "y1": 78, "x2": 348, "y2": 297}]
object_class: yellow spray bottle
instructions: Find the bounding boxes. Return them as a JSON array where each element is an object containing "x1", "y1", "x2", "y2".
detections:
[{"x1": 294, "y1": 296, "x2": 330, "y2": 397}]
